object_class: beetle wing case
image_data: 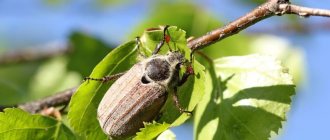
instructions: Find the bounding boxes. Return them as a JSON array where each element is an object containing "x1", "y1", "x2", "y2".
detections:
[{"x1": 97, "y1": 62, "x2": 167, "y2": 139}]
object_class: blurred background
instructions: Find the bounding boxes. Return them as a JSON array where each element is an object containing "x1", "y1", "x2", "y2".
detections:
[{"x1": 0, "y1": 0, "x2": 329, "y2": 139}]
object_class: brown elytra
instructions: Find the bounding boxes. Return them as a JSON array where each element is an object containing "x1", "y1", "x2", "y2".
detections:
[{"x1": 97, "y1": 52, "x2": 186, "y2": 139}]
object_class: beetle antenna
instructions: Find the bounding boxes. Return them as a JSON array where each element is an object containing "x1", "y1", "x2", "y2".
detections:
[
  {"x1": 152, "y1": 25, "x2": 171, "y2": 55},
  {"x1": 172, "y1": 87, "x2": 192, "y2": 115}
]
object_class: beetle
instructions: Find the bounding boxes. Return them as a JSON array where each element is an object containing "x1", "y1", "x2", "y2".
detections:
[{"x1": 84, "y1": 25, "x2": 194, "y2": 139}]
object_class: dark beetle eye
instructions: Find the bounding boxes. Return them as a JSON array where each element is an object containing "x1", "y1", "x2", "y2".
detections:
[{"x1": 141, "y1": 75, "x2": 150, "y2": 84}]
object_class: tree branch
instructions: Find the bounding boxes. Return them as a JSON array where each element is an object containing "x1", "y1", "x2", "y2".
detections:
[
  {"x1": 2, "y1": 0, "x2": 330, "y2": 114},
  {"x1": 16, "y1": 87, "x2": 77, "y2": 113},
  {"x1": 0, "y1": 42, "x2": 71, "y2": 66},
  {"x1": 187, "y1": 0, "x2": 330, "y2": 51}
]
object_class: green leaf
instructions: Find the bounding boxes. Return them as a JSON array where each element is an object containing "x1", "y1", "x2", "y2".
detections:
[
  {"x1": 135, "y1": 122, "x2": 170, "y2": 140},
  {"x1": 67, "y1": 40, "x2": 138, "y2": 138},
  {"x1": 86, "y1": 131, "x2": 108, "y2": 140},
  {"x1": 0, "y1": 56, "x2": 81, "y2": 106},
  {"x1": 249, "y1": 34, "x2": 305, "y2": 85},
  {"x1": 139, "y1": 26, "x2": 189, "y2": 58},
  {"x1": 0, "y1": 62, "x2": 41, "y2": 105},
  {"x1": 0, "y1": 108, "x2": 75, "y2": 140},
  {"x1": 194, "y1": 54, "x2": 295, "y2": 140},
  {"x1": 29, "y1": 56, "x2": 81, "y2": 100}
]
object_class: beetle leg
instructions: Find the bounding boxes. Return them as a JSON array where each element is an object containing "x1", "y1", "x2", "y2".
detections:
[
  {"x1": 173, "y1": 87, "x2": 192, "y2": 115},
  {"x1": 178, "y1": 64, "x2": 194, "y2": 86},
  {"x1": 84, "y1": 72, "x2": 125, "y2": 83},
  {"x1": 152, "y1": 25, "x2": 171, "y2": 55}
]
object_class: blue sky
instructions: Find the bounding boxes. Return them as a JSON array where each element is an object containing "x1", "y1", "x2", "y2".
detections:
[{"x1": 0, "y1": 0, "x2": 329, "y2": 139}]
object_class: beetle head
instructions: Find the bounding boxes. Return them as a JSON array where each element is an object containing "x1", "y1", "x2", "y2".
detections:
[{"x1": 143, "y1": 51, "x2": 186, "y2": 86}]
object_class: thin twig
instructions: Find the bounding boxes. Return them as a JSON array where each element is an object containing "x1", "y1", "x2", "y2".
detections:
[
  {"x1": 0, "y1": 42, "x2": 71, "y2": 66},
  {"x1": 16, "y1": 87, "x2": 77, "y2": 113},
  {"x1": 279, "y1": 4, "x2": 330, "y2": 17}
]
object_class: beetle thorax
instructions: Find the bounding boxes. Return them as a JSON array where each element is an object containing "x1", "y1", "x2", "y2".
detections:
[{"x1": 142, "y1": 51, "x2": 185, "y2": 88}]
